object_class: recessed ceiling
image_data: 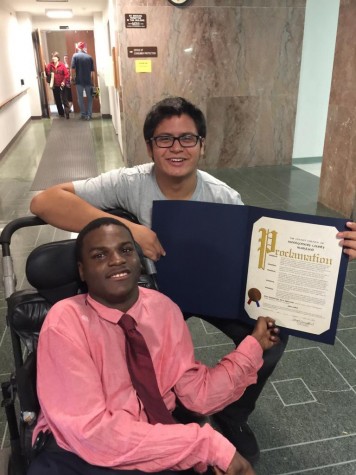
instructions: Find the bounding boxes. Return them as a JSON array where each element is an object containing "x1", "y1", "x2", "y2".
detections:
[{"x1": 6, "y1": 0, "x2": 107, "y2": 18}]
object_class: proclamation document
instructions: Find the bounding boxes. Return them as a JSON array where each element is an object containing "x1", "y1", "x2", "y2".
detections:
[
  {"x1": 152, "y1": 201, "x2": 348, "y2": 344},
  {"x1": 244, "y1": 217, "x2": 343, "y2": 335}
]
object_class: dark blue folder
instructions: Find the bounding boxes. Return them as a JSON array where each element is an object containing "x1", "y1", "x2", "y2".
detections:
[{"x1": 152, "y1": 201, "x2": 349, "y2": 345}]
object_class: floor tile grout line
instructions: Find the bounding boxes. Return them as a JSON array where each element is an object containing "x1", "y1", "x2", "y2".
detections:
[
  {"x1": 339, "y1": 313, "x2": 356, "y2": 318},
  {"x1": 271, "y1": 377, "x2": 317, "y2": 407},
  {"x1": 317, "y1": 346, "x2": 355, "y2": 394},
  {"x1": 311, "y1": 388, "x2": 353, "y2": 394},
  {"x1": 194, "y1": 342, "x2": 234, "y2": 350},
  {"x1": 344, "y1": 287, "x2": 356, "y2": 297},
  {"x1": 0, "y1": 423, "x2": 8, "y2": 451},
  {"x1": 276, "y1": 458, "x2": 356, "y2": 475},
  {"x1": 260, "y1": 431, "x2": 356, "y2": 452},
  {"x1": 0, "y1": 326, "x2": 7, "y2": 347},
  {"x1": 284, "y1": 346, "x2": 320, "y2": 353},
  {"x1": 275, "y1": 345, "x2": 355, "y2": 394},
  {"x1": 335, "y1": 335, "x2": 356, "y2": 359},
  {"x1": 0, "y1": 373, "x2": 11, "y2": 378}
]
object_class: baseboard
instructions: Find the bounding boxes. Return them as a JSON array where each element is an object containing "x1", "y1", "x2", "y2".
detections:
[
  {"x1": 0, "y1": 118, "x2": 31, "y2": 160},
  {"x1": 101, "y1": 114, "x2": 112, "y2": 119},
  {"x1": 293, "y1": 156, "x2": 322, "y2": 165}
]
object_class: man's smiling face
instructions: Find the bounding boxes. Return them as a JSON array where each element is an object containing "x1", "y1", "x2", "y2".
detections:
[
  {"x1": 147, "y1": 114, "x2": 205, "y2": 182},
  {"x1": 78, "y1": 224, "x2": 141, "y2": 311}
]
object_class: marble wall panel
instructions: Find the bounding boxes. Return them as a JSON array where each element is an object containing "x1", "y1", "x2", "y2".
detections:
[
  {"x1": 205, "y1": 94, "x2": 296, "y2": 168},
  {"x1": 241, "y1": 7, "x2": 304, "y2": 95},
  {"x1": 116, "y1": 1, "x2": 305, "y2": 168},
  {"x1": 319, "y1": 0, "x2": 356, "y2": 217},
  {"x1": 205, "y1": 96, "x2": 261, "y2": 168},
  {"x1": 328, "y1": 3, "x2": 356, "y2": 107},
  {"x1": 320, "y1": 105, "x2": 356, "y2": 217}
]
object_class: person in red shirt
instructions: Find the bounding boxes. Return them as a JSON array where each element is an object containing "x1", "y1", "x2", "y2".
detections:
[
  {"x1": 45, "y1": 52, "x2": 70, "y2": 119},
  {"x1": 27, "y1": 217, "x2": 280, "y2": 475}
]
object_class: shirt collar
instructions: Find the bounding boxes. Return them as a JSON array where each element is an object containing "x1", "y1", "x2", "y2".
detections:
[{"x1": 85, "y1": 293, "x2": 141, "y2": 324}]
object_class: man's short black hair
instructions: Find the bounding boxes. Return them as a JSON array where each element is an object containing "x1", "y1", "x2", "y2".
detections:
[
  {"x1": 75, "y1": 217, "x2": 135, "y2": 263},
  {"x1": 143, "y1": 97, "x2": 207, "y2": 142}
]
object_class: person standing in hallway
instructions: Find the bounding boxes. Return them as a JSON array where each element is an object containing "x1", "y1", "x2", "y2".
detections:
[
  {"x1": 71, "y1": 41, "x2": 95, "y2": 121},
  {"x1": 45, "y1": 52, "x2": 70, "y2": 119}
]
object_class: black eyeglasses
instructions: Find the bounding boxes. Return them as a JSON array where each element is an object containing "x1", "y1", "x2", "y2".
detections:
[{"x1": 148, "y1": 134, "x2": 202, "y2": 148}]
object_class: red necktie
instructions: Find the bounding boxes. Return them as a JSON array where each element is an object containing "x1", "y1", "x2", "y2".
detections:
[{"x1": 118, "y1": 313, "x2": 175, "y2": 425}]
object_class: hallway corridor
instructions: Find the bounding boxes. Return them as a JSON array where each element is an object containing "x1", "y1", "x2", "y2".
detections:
[{"x1": 0, "y1": 117, "x2": 355, "y2": 475}]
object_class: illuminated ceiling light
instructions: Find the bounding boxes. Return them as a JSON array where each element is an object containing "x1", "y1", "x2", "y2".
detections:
[{"x1": 45, "y1": 9, "x2": 73, "y2": 18}]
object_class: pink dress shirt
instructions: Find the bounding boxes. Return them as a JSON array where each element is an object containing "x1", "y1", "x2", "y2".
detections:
[{"x1": 34, "y1": 288, "x2": 263, "y2": 472}]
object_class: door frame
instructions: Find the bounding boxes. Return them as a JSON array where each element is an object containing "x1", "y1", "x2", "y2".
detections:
[{"x1": 32, "y1": 29, "x2": 50, "y2": 118}]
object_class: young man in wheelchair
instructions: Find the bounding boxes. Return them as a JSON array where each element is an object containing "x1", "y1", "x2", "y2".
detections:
[
  {"x1": 28, "y1": 217, "x2": 280, "y2": 475},
  {"x1": 30, "y1": 97, "x2": 356, "y2": 464}
]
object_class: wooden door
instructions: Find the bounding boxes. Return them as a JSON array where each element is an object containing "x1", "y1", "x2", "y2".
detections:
[
  {"x1": 65, "y1": 31, "x2": 100, "y2": 114},
  {"x1": 32, "y1": 29, "x2": 50, "y2": 118}
]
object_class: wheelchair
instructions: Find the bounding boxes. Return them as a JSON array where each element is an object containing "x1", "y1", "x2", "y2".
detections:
[{"x1": 0, "y1": 210, "x2": 158, "y2": 475}]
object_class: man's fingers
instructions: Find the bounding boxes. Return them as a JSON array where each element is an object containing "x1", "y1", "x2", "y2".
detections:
[
  {"x1": 336, "y1": 222, "x2": 356, "y2": 260},
  {"x1": 337, "y1": 221, "x2": 356, "y2": 238},
  {"x1": 266, "y1": 317, "x2": 276, "y2": 327},
  {"x1": 343, "y1": 247, "x2": 356, "y2": 260},
  {"x1": 142, "y1": 247, "x2": 162, "y2": 262},
  {"x1": 212, "y1": 466, "x2": 224, "y2": 475}
]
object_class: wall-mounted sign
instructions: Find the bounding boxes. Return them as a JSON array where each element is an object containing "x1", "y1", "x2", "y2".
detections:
[
  {"x1": 125, "y1": 14, "x2": 147, "y2": 28},
  {"x1": 135, "y1": 60, "x2": 152, "y2": 73},
  {"x1": 128, "y1": 47, "x2": 158, "y2": 58}
]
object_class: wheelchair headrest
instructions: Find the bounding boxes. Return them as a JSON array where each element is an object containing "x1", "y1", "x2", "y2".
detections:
[{"x1": 26, "y1": 240, "x2": 86, "y2": 305}]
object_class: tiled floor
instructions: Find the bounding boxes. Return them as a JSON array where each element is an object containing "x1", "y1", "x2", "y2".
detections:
[{"x1": 0, "y1": 117, "x2": 355, "y2": 474}]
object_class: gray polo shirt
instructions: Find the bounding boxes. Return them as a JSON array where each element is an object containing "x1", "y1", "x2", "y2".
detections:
[{"x1": 73, "y1": 162, "x2": 243, "y2": 227}]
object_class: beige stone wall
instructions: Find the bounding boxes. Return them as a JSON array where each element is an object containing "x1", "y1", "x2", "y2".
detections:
[
  {"x1": 319, "y1": 0, "x2": 356, "y2": 218},
  {"x1": 116, "y1": 0, "x2": 305, "y2": 169}
]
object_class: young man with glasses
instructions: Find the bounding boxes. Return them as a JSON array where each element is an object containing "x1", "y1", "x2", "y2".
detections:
[{"x1": 30, "y1": 96, "x2": 356, "y2": 464}]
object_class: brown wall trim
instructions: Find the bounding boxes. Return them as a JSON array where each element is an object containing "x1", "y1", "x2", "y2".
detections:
[{"x1": 0, "y1": 88, "x2": 29, "y2": 111}]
